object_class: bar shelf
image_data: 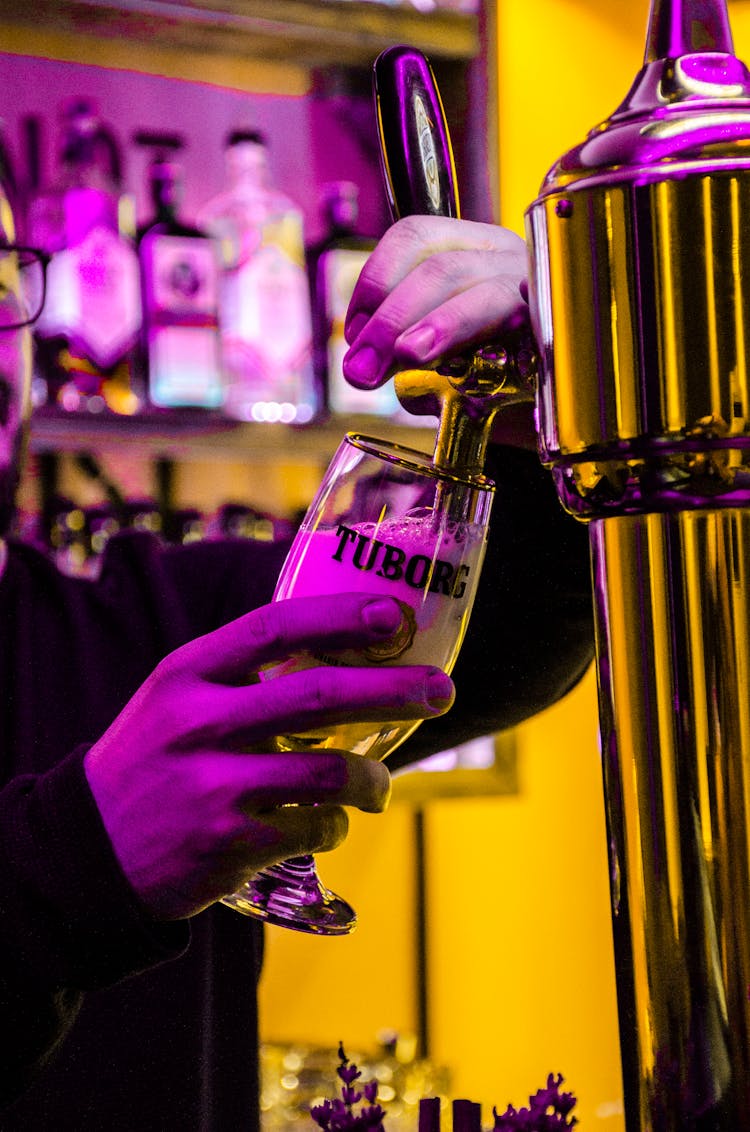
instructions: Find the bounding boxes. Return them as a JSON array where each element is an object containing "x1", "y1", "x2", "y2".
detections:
[
  {"x1": 0, "y1": 0, "x2": 479, "y2": 68},
  {"x1": 28, "y1": 407, "x2": 435, "y2": 464}
]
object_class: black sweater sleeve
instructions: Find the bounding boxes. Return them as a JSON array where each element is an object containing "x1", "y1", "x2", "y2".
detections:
[
  {"x1": 0, "y1": 744, "x2": 188, "y2": 1104},
  {"x1": 388, "y1": 444, "x2": 595, "y2": 768}
]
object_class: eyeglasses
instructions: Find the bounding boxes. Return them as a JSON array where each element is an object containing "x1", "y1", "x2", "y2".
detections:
[{"x1": 0, "y1": 245, "x2": 51, "y2": 330}]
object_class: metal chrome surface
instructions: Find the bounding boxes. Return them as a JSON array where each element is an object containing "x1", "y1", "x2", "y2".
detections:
[
  {"x1": 528, "y1": 172, "x2": 750, "y2": 514},
  {"x1": 592, "y1": 510, "x2": 750, "y2": 1127},
  {"x1": 526, "y1": 20, "x2": 750, "y2": 519}
]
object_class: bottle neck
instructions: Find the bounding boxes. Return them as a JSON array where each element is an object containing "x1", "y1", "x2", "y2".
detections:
[
  {"x1": 322, "y1": 183, "x2": 360, "y2": 242},
  {"x1": 327, "y1": 217, "x2": 356, "y2": 242},
  {"x1": 151, "y1": 192, "x2": 178, "y2": 225},
  {"x1": 225, "y1": 142, "x2": 269, "y2": 192},
  {"x1": 60, "y1": 121, "x2": 120, "y2": 193},
  {"x1": 149, "y1": 164, "x2": 182, "y2": 226}
]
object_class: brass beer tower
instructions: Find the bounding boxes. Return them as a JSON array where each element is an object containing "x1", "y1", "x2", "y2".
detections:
[
  {"x1": 526, "y1": 0, "x2": 750, "y2": 1126},
  {"x1": 375, "y1": 0, "x2": 750, "y2": 1125}
]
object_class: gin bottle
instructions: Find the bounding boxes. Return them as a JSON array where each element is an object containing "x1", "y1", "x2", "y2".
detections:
[{"x1": 198, "y1": 130, "x2": 316, "y2": 423}]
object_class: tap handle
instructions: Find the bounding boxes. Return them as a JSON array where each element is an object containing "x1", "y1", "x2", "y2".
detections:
[
  {"x1": 373, "y1": 45, "x2": 460, "y2": 222},
  {"x1": 372, "y1": 47, "x2": 536, "y2": 472}
]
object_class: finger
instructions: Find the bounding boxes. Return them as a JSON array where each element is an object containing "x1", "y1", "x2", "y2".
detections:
[
  {"x1": 210, "y1": 663, "x2": 455, "y2": 747},
  {"x1": 395, "y1": 276, "x2": 531, "y2": 366},
  {"x1": 352, "y1": 246, "x2": 527, "y2": 348},
  {"x1": 345, "y1": 215, "x2": 524, "y2": 339},
  {"x1": 201, "y1": 805, "x2": 350, "y2": 898},
  {"x1": 174, "y1": 593, "x2": 414, "y2": 682},
  {"x1": 343, "y1": 266, "x2": 529, "y2": 390},
  {"x1": 132, "y1": 802, "x2": 353, "y2": 919},
  {"x1": 230, "y1": 750, "x2": 391, "y2": 813},
  {"x1": 241, "y1": 803, "x2": 351, "y2": 866}
]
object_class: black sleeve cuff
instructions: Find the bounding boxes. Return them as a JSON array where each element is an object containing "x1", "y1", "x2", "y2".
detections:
[{"x1": 0, "y1": 744, "x2": 190, "y2": 993}]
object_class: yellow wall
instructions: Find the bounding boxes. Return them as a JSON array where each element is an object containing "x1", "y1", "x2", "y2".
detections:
[
  {"x1": 420, "y1": 667, "x2": 619, "y2": 1121},
  {"x1": 497, "y1": 0, "x2": 650, "y2": 236}
]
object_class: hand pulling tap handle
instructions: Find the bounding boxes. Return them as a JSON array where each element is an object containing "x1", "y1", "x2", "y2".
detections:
[{"x1": 372, "y1": 47, "x2": 535, "y2": 476}]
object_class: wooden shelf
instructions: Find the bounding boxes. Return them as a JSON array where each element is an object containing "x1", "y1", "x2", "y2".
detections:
[
  {"x1": 29, "y1": 408, "x2": 436, "y2": 463},
  {"x1": 1, "y1": 0, "x2": 479, "y2": 68}
]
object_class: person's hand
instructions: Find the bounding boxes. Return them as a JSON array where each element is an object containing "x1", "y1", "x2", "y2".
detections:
[
  {"x1": 84, "y1": 593, "x2": 454, "y2": 921},
  {"x1": 343, "y1": 216, "x2": 529, "y2": 384},
  {"x1": 342, "y1": 216, "x2": 535, "y2": 448}
]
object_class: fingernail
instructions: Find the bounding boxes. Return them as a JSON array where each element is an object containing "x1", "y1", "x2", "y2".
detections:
[
  {"x1": 425, "y1": 670, "x2": 454, "y2": 710},
  {"x1": 362, "y1": 598, "x2": 403, "y2": 636},
  {"x1": 343, "y1": 345, "x2": 382, "y2": 388},
  {"x1": 345, "y1": 311, "x2": 369, "y2": 343},
  {"x1": 397, "y1": 325, "x2": 436, "y2": 360}
]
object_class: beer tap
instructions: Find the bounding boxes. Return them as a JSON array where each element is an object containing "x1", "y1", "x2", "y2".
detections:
[
  {"x1": 526, "y1": 3, "x2": 750, "y2": 1123},
  {"x1": 376, "y1": 0, "x2": 750, "y2": 1126},
  {"x1": 372, "y1": 46, "x2": 536, "y2": 479}
]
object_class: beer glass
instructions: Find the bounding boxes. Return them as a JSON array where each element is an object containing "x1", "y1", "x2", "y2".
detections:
[{"x1": 221, "y1": 432, "x2": 494, "y2": 934}]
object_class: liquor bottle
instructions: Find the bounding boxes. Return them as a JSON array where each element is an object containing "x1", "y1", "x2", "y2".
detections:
[
  {"x1": 198, "y1": 129, "x2": 316, "y2": 423},
  {"x1": 306, "y1": 180, "x2": 388, "y2": 419},
  {"x1": 135, "y1": 132, "x2": 224, "y2": 411},
  {"x1": 27, "y1": 98, "x2": 143, "y2": 415}
]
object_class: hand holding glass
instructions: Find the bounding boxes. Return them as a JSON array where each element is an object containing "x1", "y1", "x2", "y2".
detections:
[{"x1": 221, "y1": 432, "x2": 494, "y2": 934}]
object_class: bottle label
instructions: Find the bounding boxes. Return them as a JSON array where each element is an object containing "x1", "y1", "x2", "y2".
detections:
[
  {"x1": 331, "y1": 522, "x2": 472, "y2": 600},
  {"x1": 319, "y1": 247, "x2": 400, "y2": 417},
  {"x1": 148, "y1": 324, "x2": 224, "y2": 409},
  {"x1": 140, "y1": 234, "x2": 223, "y2": 408},
  {"x1": 145, "y1": 235, "x2": 220, "y2": 321},
  {"x1": 233, "y1": 244, "x2": 311, "y2": 366},
  {"x1": 36, "y1": 225, "x2": 142, "y2": 369},
  {"x1": 217, "y1": 210, "x2": 314, "y2": 415}
]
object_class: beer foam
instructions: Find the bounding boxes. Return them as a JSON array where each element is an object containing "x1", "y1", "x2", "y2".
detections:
[{"x1": 355, "y1": 508, "x2": 482, "y2": 553}]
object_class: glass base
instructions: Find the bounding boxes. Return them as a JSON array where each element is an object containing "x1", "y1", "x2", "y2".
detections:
[{"x1": 220, "y1": 855, "x2": 357, "y2": 935}]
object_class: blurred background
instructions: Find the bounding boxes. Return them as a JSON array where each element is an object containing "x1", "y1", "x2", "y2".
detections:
[{"x1": 5, "y1": 1, "x2": 750, "y2": 1127}]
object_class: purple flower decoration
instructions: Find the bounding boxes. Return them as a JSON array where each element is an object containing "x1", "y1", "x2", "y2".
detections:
[
  {"x1": 310, "y1": 1043, "x2": 385, "y2": 1131},
  {"x1": 363, "y1": 1081, "x2": 379, "y2": 1104},
  {"x1": 311, "y1": 1044, "x2": 577, "y2": 1132},
  {"x1": 311, "y1": 1100, "x2": 334, "y2": 1130},
  {"x1": 492, "y1": 1073, "x2": 578, "y2": 1131}
]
